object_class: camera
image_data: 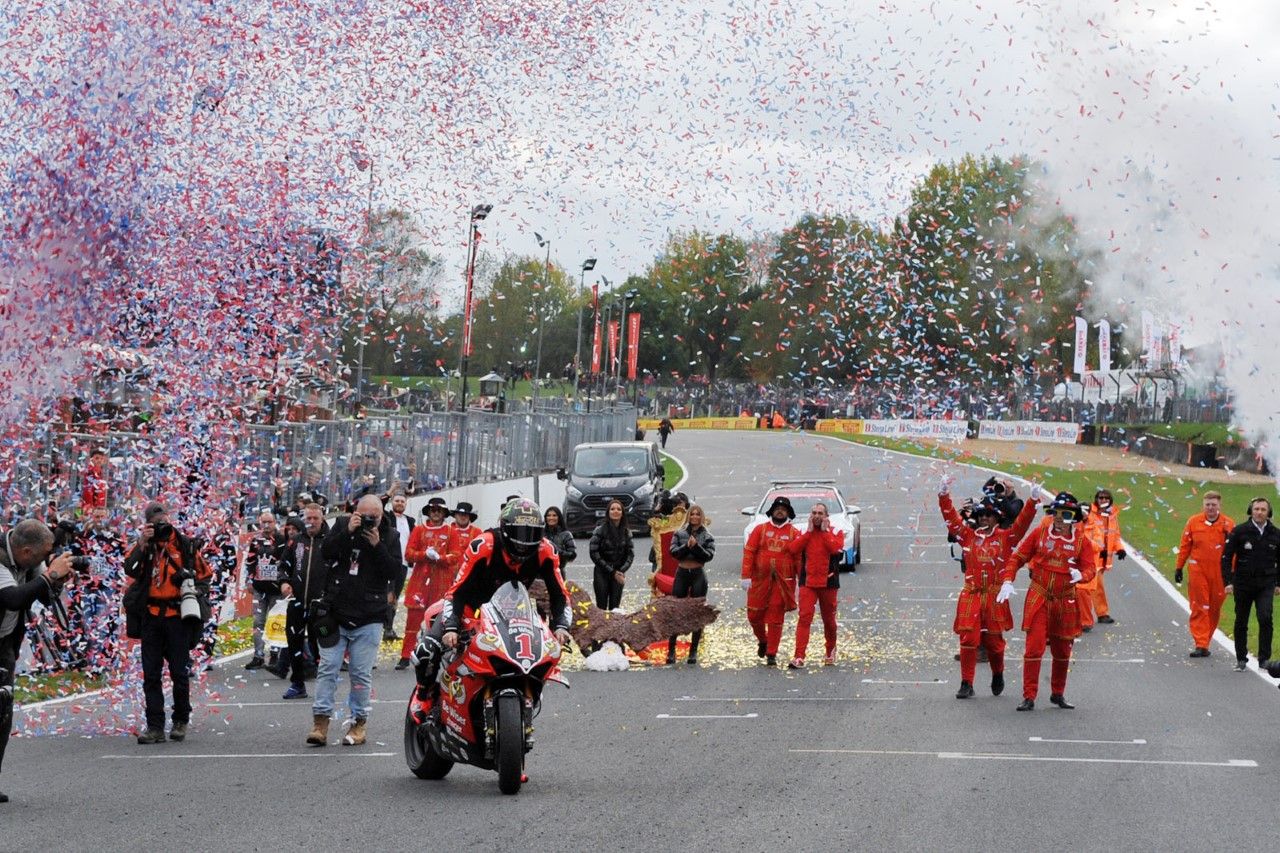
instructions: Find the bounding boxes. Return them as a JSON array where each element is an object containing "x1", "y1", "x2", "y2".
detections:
[
  {"x1": 70, "y1": 556, "x2": 92, "y2": 574},
  {"x1": 360, "y1": 514, "x2": 377, "y2": 530}
]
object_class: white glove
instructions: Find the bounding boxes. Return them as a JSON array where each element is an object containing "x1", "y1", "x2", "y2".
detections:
[
  {"x1": 995, "y1": 581, "x2": 1016, "y2": 604},
  {"x1": 740, "y1": 578, "x2": 752, "y2": 590},
  {"x1": 1069, "y1": 567, "x2": 1083, "y2": 583},
  {"x1": 425, "y1": 547, "x2": 441, "y2": 561},
  {"x1": 939, "y1": 475, "x2": 953, "y2": 496},
  {"x1": 1037, "y1": 486, "x2": 1056, "y2": 503}
]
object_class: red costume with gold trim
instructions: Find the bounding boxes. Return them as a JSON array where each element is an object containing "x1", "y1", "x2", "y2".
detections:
[
  {"x1": 741, "y1": 520, "x2": 801, "y2": 656},
  {"x1": 401, "y1": 521, "x2": 460, "y2": 658}
]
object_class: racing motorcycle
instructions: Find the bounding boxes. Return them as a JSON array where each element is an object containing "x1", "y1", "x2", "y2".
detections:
[{"x1": 404, "y1": 580, "x2": 568, "y2": 795}]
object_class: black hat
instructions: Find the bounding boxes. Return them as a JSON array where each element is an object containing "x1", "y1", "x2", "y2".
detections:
[
  {"x1": 765, "y1": 496, "x2": 795, "y2": 520},
  {"x1": 422, "y1": 497, "x2": 449, "y2": 516},
  {"x1": 971, "y1": 498, "x2": 1001, "y2": 519},
  {"x1": 143, "y1": 501, "x2": 168, "y2": 523},
  {"x1": 453, "y1": 501, "x2": 479, "y2": 521}
]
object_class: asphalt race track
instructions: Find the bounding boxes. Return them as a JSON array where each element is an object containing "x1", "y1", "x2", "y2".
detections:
[{"x1": 7, "y1": 429, "x2": 1280, "y2": 850}]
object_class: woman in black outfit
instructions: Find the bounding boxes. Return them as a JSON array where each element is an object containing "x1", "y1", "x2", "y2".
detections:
[
  {"x1": 543, "y1": 506, "x2": 576, "y2": 578},
  {"x1": 667, "y1": 503, "x2": 714, "y2": 665},
  {"x1": 589, "y1": 499, "x2": 633, "y2": 610}
]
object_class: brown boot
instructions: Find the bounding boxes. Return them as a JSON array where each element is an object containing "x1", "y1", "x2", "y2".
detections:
[
  {"x1": 306, "y1": 715, "x2": 330, "y2": 746},
  {"x1": 343, "y1": 717, "x2": 367, "y2": 746}
]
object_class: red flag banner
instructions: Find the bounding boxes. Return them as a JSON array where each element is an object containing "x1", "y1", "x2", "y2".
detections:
[
  {"x1": 591, "y1": 316, "x2": 602, "y2": 373},
  {"x1": 607, "y1": 320, "x2": 619, "y2": 370},
  {"x1": 627, "y1": 313, "x2": 641, "y2": 380}
]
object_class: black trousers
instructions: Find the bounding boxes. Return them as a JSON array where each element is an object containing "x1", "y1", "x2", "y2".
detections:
[
  {"x1": 1233, "y1": 582, "x2": 1276, "y2": 662},
  {"x1": 0, "y1": 628, "x2": 20, "y2": 775},
  {"x1": 593, "y1": 565, "x2": 625, "y2": 610},
  {"x1": 385, "y1": 566, "x2": 408, "y2": 630},
  {"x1": 141, "y1": 615, "x2": 192, "y2": 730},
  {"x1": 667, "y1": 567, "x2": 707, "y2": 660},
  {"x1": 285, "y1": 599, "x2": 319, "y2": 686}
]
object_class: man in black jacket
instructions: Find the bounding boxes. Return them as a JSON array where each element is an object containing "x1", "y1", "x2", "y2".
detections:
[
  {"x1": 306, "y1": 495, "x2": 400, "y2": 748},
  {"x1": 278, "y1": 505, "x2": 328, "y2": 695},
  {"x1": 1222, "y1": 498, "x2": 1280, "y2": 671},
  {"x1": 1, "y1": 520, "x2": 74, "y2": 804},
  {"x1": 244, "y1": 511, "x2": 286, "y2": 671}
]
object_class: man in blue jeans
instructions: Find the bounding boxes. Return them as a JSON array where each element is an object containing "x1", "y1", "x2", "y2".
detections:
[{"x1": 307, "y1": 494, "x2": 400, "y2": 747}]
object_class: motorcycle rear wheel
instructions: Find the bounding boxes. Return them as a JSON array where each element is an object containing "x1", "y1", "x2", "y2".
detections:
[
  {"x1": 404, "y1": 707, "x2": 453, "y2": 780},
  {"x1": 495, "y1": 693, "x2": 524, "y2": 795}
]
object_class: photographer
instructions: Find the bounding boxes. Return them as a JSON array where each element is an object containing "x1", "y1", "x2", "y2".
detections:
[
  {"x1": 244, "y1": 511, "x2": 286, "y2": 671},
  {"x1": 307, "y1": 495, "x2": 400, "y2": 748},
  {"x1": 122, "y1": 502, "x2": 212, "y2": 745},
  {"x1": 1, "y1": 519, "x2": 75, "y2": 804},
  {"x1": 982, "y1": 477, "x2": 1025, "y2": 530},
  {"x1": 277, "y1": 504, "x2": 329, "y2": 697}
]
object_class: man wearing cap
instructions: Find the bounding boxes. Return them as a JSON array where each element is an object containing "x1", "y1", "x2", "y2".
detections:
[
  {"x1": 1, "y1": 519, "x2": 75, "y2": 804},
  {"x1": 451, "y1": 502, "x2": 482, "y2": 562},
  {"x1": 1000, "y1": 491, "x2": 1097, "y2": 711},
  {"x1": 123, "y1": 501, "x2": 213, "y2": 744},
  {"x1": 397, "y1": 497, "x2": 458, "y2": 670},
  {"x1": 741, "y1": 496, "x2": 802, "y2": 665}
]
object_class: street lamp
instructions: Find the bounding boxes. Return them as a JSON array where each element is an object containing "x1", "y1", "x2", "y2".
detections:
[
  {"x1": 572, "y1": 257, "x2": 597, "y2": 409},
  {"x1": 533, "y1": 233, "x2": 551, "y2": 409},
  {"x1": 458, "y1": 203, "x2": 492, "y2": 412}
]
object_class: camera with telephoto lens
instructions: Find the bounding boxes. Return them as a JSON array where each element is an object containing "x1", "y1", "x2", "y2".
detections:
[{"x1": 176, "y1": 570, "x2": 202, "y2": 625}]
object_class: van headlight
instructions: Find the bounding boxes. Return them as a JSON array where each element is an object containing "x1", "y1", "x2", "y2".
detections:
[
  {"x1": 634, "y1": 481, "x2": 654, "y2": 499},
  {"x1": 566, "y1": 484, "x2": 583, "y2": 500}
]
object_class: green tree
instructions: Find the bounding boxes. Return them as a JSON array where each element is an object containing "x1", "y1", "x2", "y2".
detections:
[{"x1": 468, "y1": 254, "x2": 577, "y2": 379}]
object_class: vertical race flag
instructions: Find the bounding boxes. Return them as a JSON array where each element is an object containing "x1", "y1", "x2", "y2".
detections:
[
  {"x1": 590, "y1": 285, "x2": 602, "y2": 373},
  {"x1": 1169, "y1": 322, "x2": 1182, "y2": 367},
  {"x1": 1098, "y1": 319, "x2": 1112, "y2": 373},
  {"x1": 626, "y1": 313, "x2": 641, "y2": 379},
  {"x1": 1073, "y1": 316, "x2": 1088, "y2": 376},
  {"x1": 1141, "y1": 310, "x2": 1156, "y2": 369},
  {"x1": 607, "y1": 320, "x2": 619, "y2": 372}
]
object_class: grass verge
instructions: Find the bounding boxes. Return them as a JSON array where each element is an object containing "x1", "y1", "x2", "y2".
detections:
[
  {"x1": 661, "y1": 452, "x2": 684, "y2": 490},
  {"x1": 829, "y1": 432, "x2": 1280, "y2": 656}
]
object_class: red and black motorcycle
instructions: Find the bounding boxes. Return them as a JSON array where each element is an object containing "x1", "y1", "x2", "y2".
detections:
[{"x1": 404, "y1": 581, "x2": 568, "y2": 795}]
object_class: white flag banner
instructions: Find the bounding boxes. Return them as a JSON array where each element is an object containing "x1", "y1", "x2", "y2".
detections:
[
  {"x1": 1169, "y1": 322, "x2": 1182, "y2": 367},
  {"x1": 1073, "y1": 316, "x2": 1088, "y2": 376},
  {"x1": 1098, "y1": 320, "x2": 1112, "y2": 373},
  {"x1": 1141, "y1": 311, "x2": 1157, "y2": 370}
]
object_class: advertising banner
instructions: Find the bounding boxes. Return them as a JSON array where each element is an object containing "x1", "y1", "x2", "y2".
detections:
[
  {"x1": 978, "y1": 420, "x2": 1081, "y2": 444},
  {"x1": 607, "y1": 320, "x2": 619, "y2": 370},
  {"x1": 626, "y1": 314, "x2": 641, "y2": 379},
  {"x1": 1098, "y1": 319, "x2": 1112, "y2": 373},
  {"x1": 1073, "y1": 316, "x2": 1088, "y2": 376}
]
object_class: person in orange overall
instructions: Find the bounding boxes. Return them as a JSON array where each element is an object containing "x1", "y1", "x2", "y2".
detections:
[
  {"x1": 396, "y1": 497, "x2": 458, "y2": 669},
  {"x1": 785, "y1": 502, "x2": 846, "y2": 668},
  {"x1": 741, "y1": 496, "x2": 802, "y2": 666},
  {"x1": 938, "y1": 480, "x2": 1040, "y2": 699},
  {"x1": 1079, "y1": 489, "x2": 1125, "y2": 629},
  {"x1": 1175, "y1": 491, "x2": 1234, "y2": 658},
  {"x1": 1000, "y1": 491, "x2": 1098, "y2": 711}
]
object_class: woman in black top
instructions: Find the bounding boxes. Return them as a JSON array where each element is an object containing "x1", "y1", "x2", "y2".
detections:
[
  {"x1": 588, "y1": 499, "x2": 633, "y2": 610},
  {"x1": 543, "y1": 506, "x2": 576, "y2": 578},
  {"x1": 666, "y1": 503, "x2": 715, "y2": 665}
]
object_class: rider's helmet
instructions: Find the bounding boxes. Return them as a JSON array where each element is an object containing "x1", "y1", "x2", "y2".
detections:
[{"x1": 499, "y1": 498, "x2": 545, "y2": 560}]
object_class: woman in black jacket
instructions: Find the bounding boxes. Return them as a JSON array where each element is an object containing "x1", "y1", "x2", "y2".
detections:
[
  {"x1": 589, "y1": 499, "x2": 633, "y2": 610},
  {"x1": 666, "y1": 504, "x2": 714, "y2": 665},
  {"x1": 544, "y1": 506, "x2": 576, "y2": 578}
]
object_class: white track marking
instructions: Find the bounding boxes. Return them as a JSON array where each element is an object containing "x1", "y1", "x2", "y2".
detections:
[
  {"x1": 1029, "y1": 737, "x2": 1147, "y2": 745},
  {"x1": 655, "y1": 713, "x2": 759, "y2": 719},
  {"x1": 101, "y1": 752, "x2": 396, "y2": 759},
  {"x1": 674, "y1": 696, "x2": 902, "y2": 702},
  {"x1": 790, "y1": 748, "x2": 1256, "y2": 769},
  {"x1": 861, "y1": 678, "x2": 949, "y2": 685}
]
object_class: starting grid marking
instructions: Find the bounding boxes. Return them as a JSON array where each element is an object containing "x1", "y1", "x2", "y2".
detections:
[
  {"x1": 862, "y1": 678, "x2": 948, "y2": 685},
  {"x1": 674, "y1": 696, "x2": 904, "y2": 703},
  {"x1": 1029, "y1": 737, "x2": 1148, "y2": 745},
  {"x1": 655, "y1": 713, "x2": 759, "y2": 720},
  {"x1": 789, "y1": 748, "x2": 1257, "y2": 769},
  {"x1": 101, "y1": 752, "x2": 397, "y2": 760}
]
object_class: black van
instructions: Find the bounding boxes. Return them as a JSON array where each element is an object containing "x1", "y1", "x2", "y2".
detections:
[{"x1": 557, "y1": 441, "x2": 665, "y2": 536}]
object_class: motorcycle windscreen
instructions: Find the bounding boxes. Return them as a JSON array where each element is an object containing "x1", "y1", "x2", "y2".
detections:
[{"x1": 483, "y1": 582, "x2": 545, "y2": 673}]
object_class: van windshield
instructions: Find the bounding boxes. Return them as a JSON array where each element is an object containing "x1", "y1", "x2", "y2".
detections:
[{"x1": 574, "y1": 447, "x2": 649, "y2": 478}]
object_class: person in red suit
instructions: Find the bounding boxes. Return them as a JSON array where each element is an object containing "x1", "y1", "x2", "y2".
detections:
[
  {"x1": 741, "y1": 496, "x2": 801, "y2": 666},
  {"x1": 80, "y1": 447, "x2": 109, "y2": 512},
  {"x1": 938, "y1": 479, "x2": 1040, "y2": 698},
  {"x1": 450, "y1": 502, "x2": 483, "y2": 561},
  {"x1": 396, "y1": 498, "x2": 458, "y2": 669},
  {"x1": 1000, "y1": 491, "x2": 1098, "y2": 711},
  {"x1": 785, "y1": 502, "x2": 845, "y2": 668}
]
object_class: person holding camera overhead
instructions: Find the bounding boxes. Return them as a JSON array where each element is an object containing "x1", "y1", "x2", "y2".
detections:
[
  {"x1": 1, "y1": 519, "x2": 76, "y2": 804},
  {"x1": 1221, "y1": 497, "x2": 1280, "y2": 672},
  {"x1": 307, "y1": 494, "x2": 401, "y2": 748},
  {"x1": 122, "y1": 501, "x2": 213, "y2": 745}
]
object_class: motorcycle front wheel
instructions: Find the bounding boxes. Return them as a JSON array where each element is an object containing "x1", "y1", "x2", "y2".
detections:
[
  {"x1": 404, "y1": 706, "x2": 453, "y2": 780},
  {"x1": 495, "y1": 693, "x2": 524, "y2": 795}
]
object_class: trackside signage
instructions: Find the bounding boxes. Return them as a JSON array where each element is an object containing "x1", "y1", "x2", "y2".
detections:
[{"x1": 979, "y1": 420, "x2": 1081, "y2": 444}]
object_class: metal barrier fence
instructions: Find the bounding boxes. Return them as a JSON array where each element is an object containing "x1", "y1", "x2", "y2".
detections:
[{"x1": 6, "y1": 408, "x2": 638, "y2": 519}]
